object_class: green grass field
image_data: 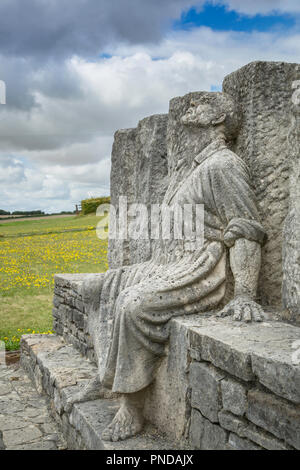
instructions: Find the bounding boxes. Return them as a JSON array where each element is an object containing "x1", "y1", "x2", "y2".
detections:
[{"x1": 0, "y1": 215, "x2": 108, "y2": 350}]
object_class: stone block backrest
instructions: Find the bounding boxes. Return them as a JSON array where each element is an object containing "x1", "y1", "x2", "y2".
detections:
[
  {"x1": 282, "y1": 65, "x2": 300, "y2": 320},
  {"x1": 108, "y1": 127, "x2": 137, "y2": 268},
  {"x1": 223, "y1": 61, "x2": 299, "y2": 308},
  {"x1": 108, "y1": 114, "x2": 168, "y2": 268}
]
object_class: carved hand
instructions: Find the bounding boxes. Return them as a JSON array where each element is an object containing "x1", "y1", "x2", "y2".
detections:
[
  {"x1": 219, "y1": 238, "x2": 268, "y2": 322},
  {"x1": 218, "y1": 294, "x2": 267, "y2": 322}
]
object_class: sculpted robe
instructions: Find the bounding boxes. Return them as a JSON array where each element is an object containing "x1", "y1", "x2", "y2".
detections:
[{"x1": 93, "y1": 138, "x2": 266, "y2": 394}]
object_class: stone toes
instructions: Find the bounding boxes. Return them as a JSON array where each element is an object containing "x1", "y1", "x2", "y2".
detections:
[
  {"x1": 102, "y1": 422, "x2": 115, "y2": 441},
  {"x1": 218, "y1": 306, "x2": 230, "y2": 317},
  {"x1": 243, "y1": 305, "x2": 252, "y2": 322},
  {"x1": 120, "y1": 425, "x2": 130, "y2": 441},
  {"x1": 112, "y1": 418, "x2": 124, "y2": 442},
  {"x1": 233, "y1": 307, "x2": 242, "y2": 321},
  {"x1": 253, "y1": 307, "x2": 264, "y2": 322}
]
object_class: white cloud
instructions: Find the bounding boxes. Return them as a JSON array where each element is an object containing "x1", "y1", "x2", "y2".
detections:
[
  {"x1": 1, "y1": 23, "x2": 300, "y2": 212},
  {"x1": 217, "y1": 0, "x2": 300, "y2": 15}
]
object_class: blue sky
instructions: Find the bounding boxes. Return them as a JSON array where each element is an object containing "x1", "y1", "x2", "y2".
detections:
[
  {"x1": 0, "y1": 0, "x2": 299, "y2": 213},
  {"x1": 174, "y1": 3, "x2": 296, "y2": 32}
]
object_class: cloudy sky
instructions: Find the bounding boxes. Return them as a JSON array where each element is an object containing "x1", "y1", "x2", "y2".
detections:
[{"x1": 0, "y1": 0, "x2": 299, "y2": 213}]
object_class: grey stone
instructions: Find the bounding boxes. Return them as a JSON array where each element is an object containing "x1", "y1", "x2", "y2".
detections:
[
  {"x1": 0, "y1": 393, "x2": 25, "y2": 414},
  {"x1": 0, "y1": 382, "x2": 12, "y2": 395},
  {"x1": 0, "y1": 430, "x2": 5, "y2": 450},
  {"x1": 251, "y1": 346, "x2": 300, "y2": 404},
  {"x1": 228, "y1": 433, "x2": 262, "y2": 450},
  {"x1": 221, "y1": 377, "x2": 247, "y2": 416},
  {"x1": 189, "y1": 320, "x2": 254, "y2": 381},
  {"x1": 0, "y1": 415, "x2": 29, "y2": 431},
  {"x1": 70, "y1": 399, "x2": 184, "y2": 450},
  {"x1": 218, "y1": 410, "x2": 290, "y2": 450},
  {"x1": 143, "y1": 316, "x2": 192, "y2": 441},
  {"x1": 73, "y1": 310, "x2": 84, "y2": 329},
  {"x1": 247, "y1": 389, "x2": 300, "y2": 449},
  {"x1": 108, "y1": 126, "x2": 137, "y2": 269},
  {"x1": 108, "y1": 114, "x2": 168, "y2": 268},
  {"x1": 188, "y1": 348, "x2": 201, "y2": 362},
  {"x1": 3, "y1": 425, "x2": 43, "y2": 447},
  {"x1": 189, "y1": 317, "x2": 300, "y2": 398},
  {"x1": 223, "y1": 61, "x2": 299, "y2": 308},
  {"x1": 282, "y1": 66, "x2": 300, "y2": 319},
  {"x1": 189, "y1": 409, "x2": 228, "y2": 450},
  {"x1": 41, "y1": 422, "x2": 59, "y2": 434},
  {"x1": 218, "y1": 410, "x2": 247, "y2": 436},
  {"x1": 190, "y1": 362, "x2": 224, "y2": 422},
  {"x1": 12, "y1": 439, "x2": 58, "y2": 450},
  {"x1": 243, "y1": 424, "x2": 291, "y2": 451}
]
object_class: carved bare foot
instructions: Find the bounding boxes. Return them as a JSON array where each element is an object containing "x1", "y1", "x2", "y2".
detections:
[
  {"x1": 102, "y1": 394, "x2": 144, "y2": 442},
  {"x1": 65, "y1": 376, "x2": 101, "y2": 413},
  {"x1": 217, "y1": 295, "x2": 268, "y2": 322}
]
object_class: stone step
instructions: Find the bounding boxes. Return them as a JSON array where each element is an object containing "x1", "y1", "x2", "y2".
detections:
[
  {"x1": 69, "y1": 399, "x2": 184, "y2": 450},
  {"x1": 20, "y1": 334, "x2": 189, "y2": 450}
]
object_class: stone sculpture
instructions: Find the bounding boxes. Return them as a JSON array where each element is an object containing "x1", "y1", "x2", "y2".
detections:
[{"x1": 71, "y1": 92, "x2": 268, "y2": 442}]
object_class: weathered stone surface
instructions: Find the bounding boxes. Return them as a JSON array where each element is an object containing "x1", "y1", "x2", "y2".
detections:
[
  {"x1": 3, "y1": 425, "x2": 43, "y2": 447},
  {"x1": 223, "y1": 61, "x2": 299, "y2": 308},
  {"x1": 251, "y1": 346, "x2": 300, "y2": 404},
  {"x1": 70, "y1": 399, "x2": 185, "y2": 450},
  {"x1": 189, "y1": 316, "x2": 300, "y2": 399},
  {"x1": 0, "y1": 382, "x2": 12, "y2": 395},
  {"x1": 0, "y1": 432, "x2": 4, "y2": 450},
  {"x1": 19, "y1": 336, "x2": 188, "y2": 450},
  {"x1": 189, "y1": 409, "x2": 228, "y2": 450},
  {"x1": 282, "y1": 68, "x2": 300, "y2": 320},
  {"x1": 108, "y1": 114, "x2": 168, "y2": 269},
  {"x1": 189, "y1": 319, "x2": 254, "y2": 381},
  {"x1": 228, "y1": 433, "x2": 262, "y2": 450},
  {"x1": 283, "y1": 210, "x2": 300, "y2": 321},
  {"x1": 108, "y1": 127, "x2": 137, "y2": 269},
  {"x1": 0, "y1": 364, "x2": 65, "y2": 450},
  {"x1": 247, "y1": 389, "x2": 300, "y2": 449},
  {"x1": 190, "y1": 362, "x2": 224, "y2": 422},
  {"x1": 218, "y1": 410, "x2": 291, "y2": 450},
  {"x1": 13, "y1": 439, "x2": 58, "y2": 450},
  {"x1": 218, "y1": 410, "x2": 246, "y2": 436},
  {"x1": 143, "y1": 316, "x2": 192, "y2": 441},
  {"x1": 221, "y1": 378, "x2": 247, "y2": 416},
  {"x1": 243, "y1": 423, "x2": 292, "y2": 451},
  {"x1": 52, "y1": 274, "x2": 106, "y2": 366}
]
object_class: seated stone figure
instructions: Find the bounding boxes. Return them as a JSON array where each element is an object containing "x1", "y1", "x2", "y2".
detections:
[{"x1": 73, "y1": 92, "x2": 267, "y2": 442}]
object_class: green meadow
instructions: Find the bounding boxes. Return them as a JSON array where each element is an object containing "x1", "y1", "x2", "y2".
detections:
[{"x1": 0, "y1": 215, "x2": 108, "y2": 350}]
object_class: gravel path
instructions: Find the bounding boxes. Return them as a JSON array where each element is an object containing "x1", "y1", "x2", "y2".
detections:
[{"x1": 0, "y1": 363, "x2": 66, "y2": 450}]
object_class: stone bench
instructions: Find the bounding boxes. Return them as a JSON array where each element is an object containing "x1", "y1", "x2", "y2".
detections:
[{"x1": 50, "y1": 273, "x2": 300, "y2": 450}]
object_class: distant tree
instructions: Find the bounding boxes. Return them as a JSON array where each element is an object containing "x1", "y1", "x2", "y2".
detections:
[{"x1": 12, "y1": 210, "x2": 45, "y2": 216}]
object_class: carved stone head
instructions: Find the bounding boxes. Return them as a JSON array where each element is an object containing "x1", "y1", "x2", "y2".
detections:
[{"x1": 181, "y1": 92, "x2": 241, "y2": 140}]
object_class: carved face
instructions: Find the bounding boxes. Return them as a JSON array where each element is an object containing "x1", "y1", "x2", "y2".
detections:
[{"x1": 181, "y1": 101, "x2": 220, "y2": 127}]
